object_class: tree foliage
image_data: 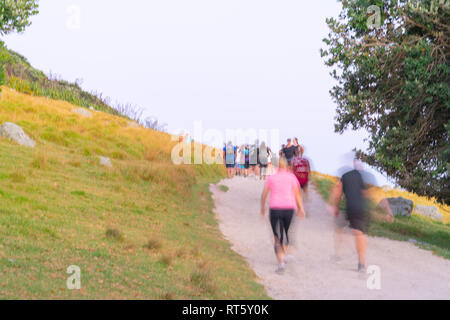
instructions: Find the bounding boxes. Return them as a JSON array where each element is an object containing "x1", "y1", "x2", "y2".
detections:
[
  {"x1": 321, "y1": 0, "x2": 450, "y2": 204},
  {"x1": 0, "y1": 0, "x2": 39, "y2": 90},
  {"x1": 0, "y1": 0, "x2": 39, "y2": 35}
]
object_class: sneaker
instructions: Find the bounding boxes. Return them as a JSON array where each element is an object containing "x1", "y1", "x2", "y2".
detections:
[
  {"x1": 284, "y1": 255, "x2": 295, "y2": 264},
  {"x1": 358, "y1": 263, "x2": 366, "y2": 273},
  {"x1": 276, "y1": 262, "x2": 286, "y2": 274}
]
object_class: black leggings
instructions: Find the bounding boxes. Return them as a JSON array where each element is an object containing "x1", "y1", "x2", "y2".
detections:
[{"x1": 269, "y1": 209, "x2": 294, "y2": 246}]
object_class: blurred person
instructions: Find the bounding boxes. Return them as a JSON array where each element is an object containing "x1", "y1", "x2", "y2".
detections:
[
  {"x1": 223, "y1": 141, "x2": 237, "y2": 179},
  {"x1": 249, "y1": 143, "x2": 259, "y2": 179},
  {"x1": 293, "y1": 137, "x2": 301, "y2": 153},
  {"x1": 279, "y1": 144, "x2": 286, "y2": 157},
  {"x1": 244, "y1": 145, "x2": 250, "y2": 177},
  {"x1": 267, "y1": 146, "x2": 273, "y2": 175},
  {"x1": 261, "y1": 156, "x2": 306, "y2": 274},
  {"x1": 259, "y1": 142, "x2": 270, "y2": 180},
  {"x1": 237, "y1": 145, "x2": 246, "y2": 176},
  {"x1": 329, "y1": 158, "x2": 374, "y2": 272},
  {"x1": 282, "y1": 138, "x2": 297, "y2": 166},
  {"x1": 292, "y1": 146, "x2": 311, "y2": 202}
]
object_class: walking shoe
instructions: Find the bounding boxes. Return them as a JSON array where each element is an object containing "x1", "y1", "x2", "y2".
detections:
[
  {"x1": 358, "y1": 263, "x2": 366, "y2": 273},
  {"x1": 276, "y1": 262, "x2": 286, "y2": 274},
  {"x1": 284, "y1": 255, "x2": 295, "y2": 264}
]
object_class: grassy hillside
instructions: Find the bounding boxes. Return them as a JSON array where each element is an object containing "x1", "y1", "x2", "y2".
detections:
[
  {"x1": 0, "y1": 87, "x2": 268, "y2": 299},
  {"x1": 311, "y1": 172, "x2": 450, "y2": 260},
  {"x1": 0, "y1": 42, "x2": 119, "y2": 115}
]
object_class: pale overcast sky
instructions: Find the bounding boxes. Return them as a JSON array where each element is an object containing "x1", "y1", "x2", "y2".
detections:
[{"x1": 3, "y1": 0, "x2": 392, "y2": 185}]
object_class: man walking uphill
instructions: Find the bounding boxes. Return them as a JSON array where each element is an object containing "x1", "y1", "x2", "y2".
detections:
[{"x1": 330, "y1": 160, "x2": 372, "y2": 272}]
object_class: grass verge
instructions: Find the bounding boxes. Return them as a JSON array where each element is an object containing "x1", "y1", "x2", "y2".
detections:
[{"x1": 311, "y1": 173, "x2": 450, "y2": 260}]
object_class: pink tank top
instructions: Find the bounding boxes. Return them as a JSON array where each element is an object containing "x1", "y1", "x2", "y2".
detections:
[{"x1": 265, "y1": 169, "x2": 300, "y2": 209}]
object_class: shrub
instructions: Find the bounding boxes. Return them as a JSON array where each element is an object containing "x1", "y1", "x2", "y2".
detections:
[
  {"x1": 143, "y1": 239, "x2": 162, "y2": 251},
  {"x1": 105, "y1": 228, "x2": 123, "y2": 241}
]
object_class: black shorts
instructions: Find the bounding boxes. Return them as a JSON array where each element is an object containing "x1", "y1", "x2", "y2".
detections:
[
  {"x1": 347, "y1": 211, "x2": 368, "y2": 233},
  {"x1": 269, "y1": 209, "x2": 294, "y2": 245},
  {"x1": 259, "y1": 163, "x2": 268, "y2": 168},
  {"x1": 226, "y1": 163, "x2": 235, "y2": 168}
]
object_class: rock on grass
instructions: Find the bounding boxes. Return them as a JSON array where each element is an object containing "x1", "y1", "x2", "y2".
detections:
[{"x1": 0, "y1": 122, "x2": 35, "y2": 148}]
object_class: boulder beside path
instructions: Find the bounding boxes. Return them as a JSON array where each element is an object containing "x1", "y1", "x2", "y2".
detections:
[
  {"x1": 0, "y1": 122, "x2": 36, "y2": 148},
  {"x1": 380, "y1": 197, "x2": 414, "y2": 217}
]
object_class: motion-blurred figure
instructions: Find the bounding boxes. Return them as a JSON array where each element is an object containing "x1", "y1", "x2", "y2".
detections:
[
  {"x1": 259, "y1": 142, "x2": 270, "y2": 180},
  {"x1": 292, "y1": 146, "x2": 311, "y2": 203},
  {"x1": 261, "y1": 157, "x2": 306, "y2": 274},
  {"x1": 330, "y1": 156, "x2": 375, "y2": 272},
  {"x1": 223, "y1": 141, "x2": 237, "y2": 179},
  {"x1": 282, "y1": 138, "x2": 297, "y2": 166}
]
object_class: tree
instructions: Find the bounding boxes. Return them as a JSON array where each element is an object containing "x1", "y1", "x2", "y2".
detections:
[
  {"x1": 0, "y1": 0, "x2": 39, "y2": 35},
  {"x1": 0, "y1": 0, "x2": 39, "y2": 91},
  {"x1": 321, "y1": 0, "x2": 450, "y2": 204}
]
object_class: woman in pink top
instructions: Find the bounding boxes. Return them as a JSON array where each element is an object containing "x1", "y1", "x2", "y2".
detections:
[{"x1": 261, "y1": 156, "x2": 306, "y2": 273}]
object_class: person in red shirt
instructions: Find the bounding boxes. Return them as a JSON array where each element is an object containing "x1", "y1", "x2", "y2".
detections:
[{"x1": 292, "y1": 146, "x2": 311, "y2": 200}]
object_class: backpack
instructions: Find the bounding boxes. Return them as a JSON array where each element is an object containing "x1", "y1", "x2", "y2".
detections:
[
  {"x1": 249, "y1": 145, "x2": 257, "y2": 165},
  {"x1": 259, "y1": 146, "x2": 268, "y2": 165},
  {"x1": 293, "y1": 157, "x2": 310, "y2": 186},
  {"x1": 226, "y1": 145, "x2": 235, "y2": 164}
]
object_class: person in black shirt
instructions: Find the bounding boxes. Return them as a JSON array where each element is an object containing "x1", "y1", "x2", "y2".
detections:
[
  {"x1": 279, "y1": 144, "x2": 286, "y2": 158},
  {"x1": 282, "y1": 139, "x2": 297, "y2": 166},
  {"x1": 330, "y1": 160, "x2": 372, "y2": 272}
]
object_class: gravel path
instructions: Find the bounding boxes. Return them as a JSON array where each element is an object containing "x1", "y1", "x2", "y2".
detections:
[{"x1": 210, "y1": 176, "x2": 450, "y2": 300}]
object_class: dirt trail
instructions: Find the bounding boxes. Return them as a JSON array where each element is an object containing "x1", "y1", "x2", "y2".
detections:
[{"x1": 210, "y1": 177, "x2": 450, "y2": 300}]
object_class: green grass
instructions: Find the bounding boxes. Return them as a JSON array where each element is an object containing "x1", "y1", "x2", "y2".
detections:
[
  {"x1": 311, "y1": 174, "x2": 450, "y2": 260},
  {"x1": 0, "y1": 90, "x2": 269, "y2": 299},
  {"x1": 0, "y1": 142, "x2": 268, "y2": 300},
  {"x1": 219, "y1": 185, "x2": 229, "y2": 192}
]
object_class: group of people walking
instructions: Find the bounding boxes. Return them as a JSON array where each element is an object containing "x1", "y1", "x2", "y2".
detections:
[
  {"x1": 262, "y1": 138, "x2": 311, "y2": 273},
  {"x1": 223, "y1": 138, "x2": 372, "y2": 275},
  {"x1": 223, "y1": 141, "x2": 274, "y2": 180},
  {"x1": 262, "y1": 146, "x2": 372, "y2": 274}
]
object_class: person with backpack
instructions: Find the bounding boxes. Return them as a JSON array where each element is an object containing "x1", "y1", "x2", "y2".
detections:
[
  {"x1": 292, "y1": 146, "x2": 311, "y2": 200},
  {"x1": 236, "y1": 145, "x2": 245, "y2": 177},
  {"x1": 223, "y1": 141, "x2": 237, "y2": 179},
  {"x1": 258, "y1": 141, "x2": 270, "y2": 180},
  {"x1": 249, "y1": 142, "x2": 259, "y2": 179}
]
